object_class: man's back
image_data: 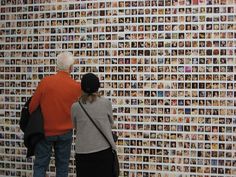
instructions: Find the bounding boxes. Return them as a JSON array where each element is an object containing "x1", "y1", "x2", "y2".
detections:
[{"x1": 29, "y1": 71, "x2": 81, "y2": 136}]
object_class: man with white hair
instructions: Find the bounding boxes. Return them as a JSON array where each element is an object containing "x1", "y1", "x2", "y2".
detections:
[{"x1": 29, "y1": 52, "x2": 81, "y2": 177}]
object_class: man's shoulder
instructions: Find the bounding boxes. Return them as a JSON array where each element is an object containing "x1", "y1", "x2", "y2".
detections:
[
  {"x1": 39, "y1": 74, "x2": 55, "y2": 83},
  {"x1": 43, "y1": 73, "x2": 76, "y2": 82},
  {"x1": 43, "y1": 74, "x2": 55, "y2": 80},
  {"x1": 70, "y1": 80, "x2": 81, "y2": 88},
  {"x1": 41, "y1": 74, "x2": 81, "y2": 89}
]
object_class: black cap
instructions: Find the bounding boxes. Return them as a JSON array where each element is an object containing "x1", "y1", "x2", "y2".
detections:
[{"x1": 81, "y1": 73, "x2": 100, "y2": 93}]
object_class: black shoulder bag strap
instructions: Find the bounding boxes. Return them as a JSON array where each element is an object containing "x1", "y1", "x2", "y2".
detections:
[{"x1": 78, "y1": 101, "x2": 112, "y2": 148}]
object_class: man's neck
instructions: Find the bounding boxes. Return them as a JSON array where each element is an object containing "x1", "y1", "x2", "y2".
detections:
[{"x1": 58, "y1": 70, "x2": 70, "y2": 74}]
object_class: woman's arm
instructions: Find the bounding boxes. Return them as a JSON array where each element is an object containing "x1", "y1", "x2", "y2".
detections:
[
  {"x1": 107, "y1": 100, "x2": 114, "y2": 127},
  {"x1": 71, "y1": 103, "x2": 78, "y2": 129}
]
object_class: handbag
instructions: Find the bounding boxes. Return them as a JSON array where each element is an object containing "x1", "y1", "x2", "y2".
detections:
[{"x1": 79, "y1": 101, "x2": 120, "y2": 177}]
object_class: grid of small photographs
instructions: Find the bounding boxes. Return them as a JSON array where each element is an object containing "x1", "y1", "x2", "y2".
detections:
[{"x1": 0, "y1": 0, "x2": 236, "y2": 176}]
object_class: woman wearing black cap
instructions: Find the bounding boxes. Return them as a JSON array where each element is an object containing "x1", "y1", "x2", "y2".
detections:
[{"x1": 71, "y1": 73, "x2": 117, "y2": 177}]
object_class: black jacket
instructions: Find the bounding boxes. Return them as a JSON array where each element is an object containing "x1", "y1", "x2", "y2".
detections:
[
  {"x1": 20, "y1": 97, "x2": 32, "y2": 133},
  {"x1": 21, "y1": 101, "x2": 45, "y2": 158}
]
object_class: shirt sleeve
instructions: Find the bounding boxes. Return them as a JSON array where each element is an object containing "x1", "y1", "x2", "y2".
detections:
[
  {"x1": 71, "y1": 103, "x2": 77, "y2": 129},
  {"x1": 29, "y1": 80, "x2": 44, "y2": 114},
  {"x1": 107, "y1": 100, "x2": 114, "y2": 127}
]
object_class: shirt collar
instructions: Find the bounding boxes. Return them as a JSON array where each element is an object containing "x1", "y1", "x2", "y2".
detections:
[{"x1": 57, "y1": 71, "x2": 70, "y2": 77}]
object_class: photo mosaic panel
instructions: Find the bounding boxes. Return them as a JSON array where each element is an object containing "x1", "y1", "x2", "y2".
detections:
[{"x1": 0, "y1": 0, "x2": 236, "y2": 176}]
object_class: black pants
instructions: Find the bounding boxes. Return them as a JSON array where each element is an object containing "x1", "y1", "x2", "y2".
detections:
[{"x1": 75, "y1": 148, "x2": 113, "y2": 177}]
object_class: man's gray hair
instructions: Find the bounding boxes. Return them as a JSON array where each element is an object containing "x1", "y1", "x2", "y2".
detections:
[{"x1": 57, "y1": 52, "x2": 74, "y2": 71}]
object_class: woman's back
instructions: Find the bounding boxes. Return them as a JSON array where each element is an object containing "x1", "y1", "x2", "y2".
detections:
[{"x1": 71, "y1": 97, "x2": 116, "y2": 153}]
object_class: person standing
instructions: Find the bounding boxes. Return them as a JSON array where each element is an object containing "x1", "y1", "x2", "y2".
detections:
[
  {"x1": 29, "y1": 52, "x2": 81, "y2": 177},
  {"x1": 71, "y1": 73, "x2": 116, "y2": 177}
]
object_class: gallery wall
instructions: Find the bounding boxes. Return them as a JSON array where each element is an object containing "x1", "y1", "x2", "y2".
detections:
[{"x1": 0, "y1": 0, "x2": 236, "y2": 176}]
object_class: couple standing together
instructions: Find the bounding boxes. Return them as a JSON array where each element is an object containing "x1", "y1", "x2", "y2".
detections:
[{"x1": 29, "y1": 52, "x2": 116, "y2": 177}]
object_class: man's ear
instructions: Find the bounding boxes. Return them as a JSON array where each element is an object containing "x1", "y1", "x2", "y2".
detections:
[{"x1": 69, "y1": 65, "x2": 73, "y2": 73}]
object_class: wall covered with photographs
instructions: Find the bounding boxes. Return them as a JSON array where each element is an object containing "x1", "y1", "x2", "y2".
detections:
[{"x1": 0, "y1": 0, "x2": 236, "y2": 176}]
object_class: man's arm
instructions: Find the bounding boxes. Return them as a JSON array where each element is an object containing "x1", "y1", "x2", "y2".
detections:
[{"x1": 29, "y1": 81, "x2": 44, "y2": 114}]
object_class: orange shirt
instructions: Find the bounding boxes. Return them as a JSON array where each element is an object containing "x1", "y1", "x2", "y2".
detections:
[{"x1": 29, "y1": 71, "x2": 81, "y2": 136}]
